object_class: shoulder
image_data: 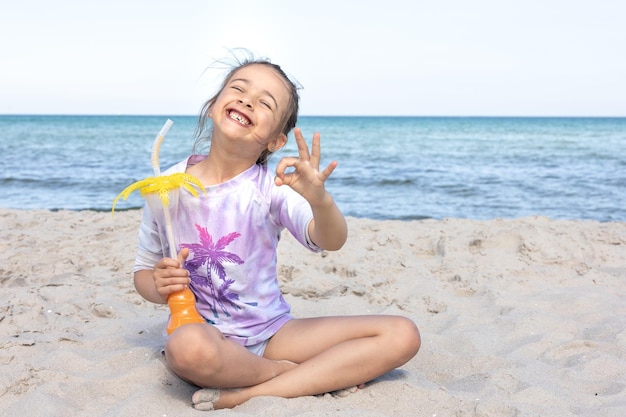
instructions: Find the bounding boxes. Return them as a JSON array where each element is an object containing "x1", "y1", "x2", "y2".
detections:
[
  {"x1": 162, "y1": 155, "x2": 203, "y2": 175},
  {"x1": 248, "y1": 164, "x2": 277, "y2": 196}
]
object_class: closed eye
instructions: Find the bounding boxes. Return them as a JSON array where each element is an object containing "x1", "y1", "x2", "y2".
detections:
[{"x1": 228, "y1": 77, "x2": 279, "y2": 109}]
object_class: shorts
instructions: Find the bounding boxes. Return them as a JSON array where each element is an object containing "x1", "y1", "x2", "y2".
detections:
[{"x1": 245, "y1": 338, "x2": 270, "y2": 357}]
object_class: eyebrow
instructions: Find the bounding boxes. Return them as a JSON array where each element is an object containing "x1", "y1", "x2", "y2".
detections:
[{"x1": 230, "y1": 78, "x2": 279, "y2": 108}]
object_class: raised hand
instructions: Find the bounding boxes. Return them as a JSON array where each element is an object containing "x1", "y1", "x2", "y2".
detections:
[{"x1": 274, "y1": 128, "x2": 338, "y2": 206}]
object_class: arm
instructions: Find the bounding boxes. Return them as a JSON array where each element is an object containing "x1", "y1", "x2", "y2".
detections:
[
  {"x1": 308, "y1": 190, "x2": 347, "y2": 251},
  {"x1": 274, "y1": 128, "x2": 347, "y2": 251}
]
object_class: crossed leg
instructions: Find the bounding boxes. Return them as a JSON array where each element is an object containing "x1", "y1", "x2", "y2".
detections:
[
  {"x1": 166, "y1": 315, "x2": 420, "y2": 410},
  {"x1": 165, "y1": 323, "x2": 297, "y2": 389}
]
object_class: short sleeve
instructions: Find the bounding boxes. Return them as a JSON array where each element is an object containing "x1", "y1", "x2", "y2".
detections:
[
  {"x1": 133, "y1": 204, "x2": 164, "y2": 273},
  {"x1": 270, "y1": 183, "x2": 321, "y2": 253}
]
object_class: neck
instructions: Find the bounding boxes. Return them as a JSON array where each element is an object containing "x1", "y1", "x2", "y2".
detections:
[{"x1": 188, "y1": 149, "x2": 257, "y2": 186}]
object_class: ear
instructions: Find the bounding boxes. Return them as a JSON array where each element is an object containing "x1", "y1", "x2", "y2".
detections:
[{"x1": 268, "y1": 133, "x2": 287, "y2": 152}]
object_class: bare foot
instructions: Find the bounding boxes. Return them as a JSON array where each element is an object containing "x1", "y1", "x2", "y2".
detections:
[
  {"x1": 192, "y1": 388, "x2": 220, "y2": 411},
  {"x1": 192, "y1": 360, "x2": 298, "y2": 410},
  {"x1": 193, "y1": 388, "x2": 252, "y2": 410}
]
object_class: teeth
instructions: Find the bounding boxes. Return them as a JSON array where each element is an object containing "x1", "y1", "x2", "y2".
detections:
[{"x1": 229, "y1": 111, "x2": 249, "y2": 125}]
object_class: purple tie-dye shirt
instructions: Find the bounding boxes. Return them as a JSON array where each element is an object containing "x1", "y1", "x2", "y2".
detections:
[{"x1": 134, "y1": 155, "x2": 320, "y2": 346}]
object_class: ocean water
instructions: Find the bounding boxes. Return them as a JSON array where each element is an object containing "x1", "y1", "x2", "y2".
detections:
[{"x1": 1, "y1": 115, "x2": 624, "y2": 221}]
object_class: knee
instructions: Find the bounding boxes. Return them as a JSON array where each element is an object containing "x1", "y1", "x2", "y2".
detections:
[
  {"x1": 165, "y1": 324, "x2": 222, "y2": 377},
  {"x1": 389, "y1": 316, "x2": 421, "y2": 363}
]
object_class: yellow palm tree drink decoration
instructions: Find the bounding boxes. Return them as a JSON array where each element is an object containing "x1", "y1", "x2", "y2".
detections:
[{"x1": 113, "y1": 119, "x2": 207, "y2": 335}]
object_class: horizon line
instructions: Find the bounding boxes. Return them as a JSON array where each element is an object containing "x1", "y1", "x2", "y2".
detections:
[{"x1": 1, "y1": 113, "x2": 625, "y2": 119}]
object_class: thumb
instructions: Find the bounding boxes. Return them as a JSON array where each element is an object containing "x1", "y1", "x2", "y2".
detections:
[{"x1": 177, "y1": 247, "x2": 190, "y2": 266}]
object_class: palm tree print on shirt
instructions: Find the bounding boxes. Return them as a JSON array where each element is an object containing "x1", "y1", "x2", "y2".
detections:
[{"x1": 181, "y1": 224, "x2": 249, "y2": 319}]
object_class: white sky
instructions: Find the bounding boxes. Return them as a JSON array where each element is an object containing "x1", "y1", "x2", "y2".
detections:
[{"x1": 1, "y1": 0, "x2": 625, "y2": 116}]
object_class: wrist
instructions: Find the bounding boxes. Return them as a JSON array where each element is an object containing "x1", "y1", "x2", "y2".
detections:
[{"x1": 309, "y1": 191, "x2": 334, "y2": 210}]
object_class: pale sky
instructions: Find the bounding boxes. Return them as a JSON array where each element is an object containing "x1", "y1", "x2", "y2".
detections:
[{"x1": 1, "y1": 0, "x2": 625, "y2": 116}]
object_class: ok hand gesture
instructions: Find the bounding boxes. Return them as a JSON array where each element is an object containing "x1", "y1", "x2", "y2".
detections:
[{"x1": 274, "y1": 128, "x2": 338, "y2": 206}]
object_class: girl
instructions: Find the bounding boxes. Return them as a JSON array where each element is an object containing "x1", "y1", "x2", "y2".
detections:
[{"x1": 133, "y1": 55, "x2": 421, "y2": 410}]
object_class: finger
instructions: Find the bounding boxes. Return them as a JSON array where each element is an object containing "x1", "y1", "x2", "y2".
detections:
[
  {"x1": 155, "y1": 266, "x2": 190, "y2": 281},
  {"x1": 276, "y1": 170, "x2": 296, "y2": 187},
  {"x1": 294, "y1": 128, "x2": 311, "y2": 161},
  {"x1": 166, "y1": 283, "x2": 189, "y2": 295},
  {"x1": 158, "y1": 279, "x2": 190, "y2": 296},
  {"x1": 156, "y1": 257, "x2": 180, "y2": 270},
  {"x1": 177, "y1": 247, "x2": 190, "y2": 267},
  {"x1": 159, "y1": 276, "x2": 190, "y2": 286},
  {"x1": 309, "y1": 132, "x2": 321, "y2": 170},
  {"x1": 274, "y1": 156, "x2": 299, "y2": 182},
  {"x1": 319, "y1": 160, "x2": 338, "y2": 182}
]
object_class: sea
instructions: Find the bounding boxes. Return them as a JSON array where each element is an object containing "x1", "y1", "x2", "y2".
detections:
[{"x1": 1, "y1": 115, "x2": 624, "y2": 222}]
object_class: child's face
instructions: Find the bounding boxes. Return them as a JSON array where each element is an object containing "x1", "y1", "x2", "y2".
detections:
[{"x1": 210, "y1": 64, "x2": 291, "y2": 154}]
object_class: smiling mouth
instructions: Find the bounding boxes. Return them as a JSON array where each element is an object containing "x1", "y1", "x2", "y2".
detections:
[{"x1": 228, "y1": 110, "x2": 251, "y2": 126}]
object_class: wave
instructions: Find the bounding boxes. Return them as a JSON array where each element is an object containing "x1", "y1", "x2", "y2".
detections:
[
  {"x1": 50, "y1": 206, "x2": 143, "y2": 213},
  {"x1": 336, "y1": 176, "x2": 416, "y2": 187}
]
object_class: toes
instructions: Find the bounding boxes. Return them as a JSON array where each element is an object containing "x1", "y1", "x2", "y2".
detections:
[{"x1": 192, "y1": 388, "x2": 220, "y2": 410}]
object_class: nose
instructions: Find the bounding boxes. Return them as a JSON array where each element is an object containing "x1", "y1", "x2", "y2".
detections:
[{"x1": 239, "y1": 97, "x2": 253, "y2": 108}]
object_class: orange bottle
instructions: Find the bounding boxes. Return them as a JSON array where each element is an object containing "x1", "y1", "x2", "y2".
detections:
[{"x1": 166, "y1": 287, "x2": 205, "y2": 335}]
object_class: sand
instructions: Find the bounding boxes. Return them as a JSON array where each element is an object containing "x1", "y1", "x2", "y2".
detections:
[{"x1": 1, "y1": 208, "x2": 624, "y2": 416}]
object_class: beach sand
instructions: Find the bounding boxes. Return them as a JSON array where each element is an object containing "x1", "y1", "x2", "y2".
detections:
[{"x1": 1, "y1": 208, "x2": 624, "y2": 416}]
